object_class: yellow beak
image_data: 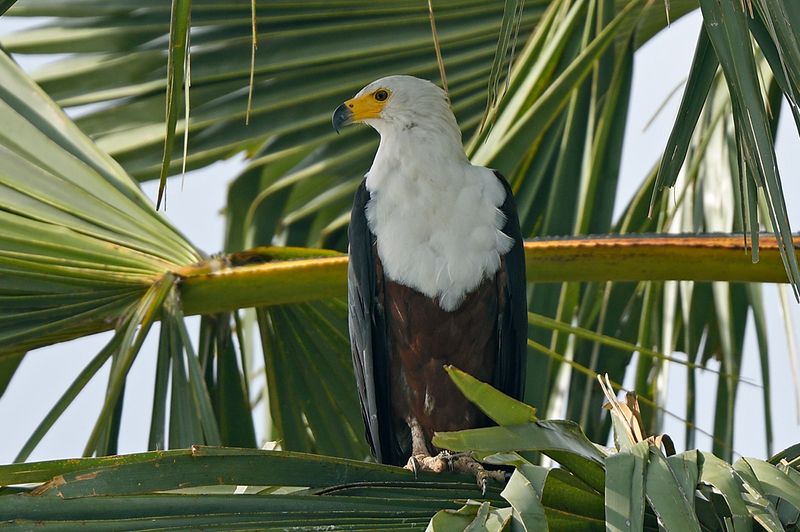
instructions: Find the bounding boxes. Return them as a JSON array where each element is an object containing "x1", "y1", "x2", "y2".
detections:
[{"x1": 332, "y1": 93, "x2": 386, "y2": 132}]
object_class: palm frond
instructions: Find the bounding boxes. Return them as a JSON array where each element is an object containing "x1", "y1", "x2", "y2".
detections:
[
  {"x1": 2, "y1": 373, "x2": 798, "y2": 530},
  {"x1": 0, "y1": 48, "x2": 199, "y2": 354}
]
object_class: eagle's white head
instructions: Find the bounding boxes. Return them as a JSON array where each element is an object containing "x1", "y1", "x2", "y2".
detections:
[{"x1": 332, "y1": 75, "x2": 463, "y2": 153}]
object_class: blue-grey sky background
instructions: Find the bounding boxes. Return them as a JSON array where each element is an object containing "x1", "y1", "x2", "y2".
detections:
[{"x1": 1, "y1": 10, "x2": 798, "y2": 463}]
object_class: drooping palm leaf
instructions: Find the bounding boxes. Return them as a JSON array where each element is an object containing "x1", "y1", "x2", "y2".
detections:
[
  {"x1": 3, "y1": 0, "x2": 546, "y2": 184},
  {"x1": 0, "y1": 45, "x2": 255, "y2": 459},
  {"x1": 0, "y1": 48, "x2": 198, "y2": 354},
  {"x1": 653, "y1": 2, "x2": 800, "y2": 296}
]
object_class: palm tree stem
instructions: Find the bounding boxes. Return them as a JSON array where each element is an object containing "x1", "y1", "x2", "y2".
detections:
[{"x1": 178, "y1": 233, "x2": 799, "y2": 316}]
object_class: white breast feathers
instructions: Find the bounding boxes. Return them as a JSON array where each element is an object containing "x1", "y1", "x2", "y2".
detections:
[{"x1": 365, "y1": 154, "x2": 514, "y2": 312}]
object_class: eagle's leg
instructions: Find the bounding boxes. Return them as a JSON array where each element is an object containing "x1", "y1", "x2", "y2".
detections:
[{"x1": 403, "y1": 417, "x2": 448, "y2": 474}]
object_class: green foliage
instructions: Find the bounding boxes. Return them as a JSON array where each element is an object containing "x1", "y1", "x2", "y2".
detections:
[
  {"x1": 257, "y1": 301, "x2": 369, "y2": 459},
  {"x1": 1, "y1": 373, "x2": 798, "y2": 530},
  {"x1": 654, "y1": 0, "x2": 800, "y2": 293}
]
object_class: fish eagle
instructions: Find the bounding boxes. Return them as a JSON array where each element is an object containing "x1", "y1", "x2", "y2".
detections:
[{"x1": 332, "y1": 75, "x2": 527, "y2": 484}]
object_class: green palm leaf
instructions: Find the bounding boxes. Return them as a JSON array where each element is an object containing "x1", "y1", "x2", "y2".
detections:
[
  {"x1": 0, "y1": 48, "x2": 199, "y2": 354},
  {"x1": 1, "y1": 373, "x2": 798, "y2": 530}
]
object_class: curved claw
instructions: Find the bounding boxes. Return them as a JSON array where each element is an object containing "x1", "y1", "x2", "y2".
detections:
[
  {"x1": 448, "y1": 454, "x2": 505, "y2": 495},
  {"x1": 404, "y1": 455, "x2": 421, "y2": 478},
  {"x1": 475, "y1": 469, "x2": 489, "y2": 496}
]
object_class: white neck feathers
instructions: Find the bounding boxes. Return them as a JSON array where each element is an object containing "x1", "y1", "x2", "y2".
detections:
[{"x1": 364, "y1": 124, "x2": 513, "y2": 311}]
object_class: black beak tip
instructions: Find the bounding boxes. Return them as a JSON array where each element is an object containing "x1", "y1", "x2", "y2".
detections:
[{"x1": 332, "y1": 103, "x2": 353, "y2": 134}]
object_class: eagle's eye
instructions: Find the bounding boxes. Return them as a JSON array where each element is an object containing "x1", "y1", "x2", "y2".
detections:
[{"x1": 374, "y1": 89, "x2": 389, "y2": 102}]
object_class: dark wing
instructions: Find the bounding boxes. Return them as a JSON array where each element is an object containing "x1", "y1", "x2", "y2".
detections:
[
  {"x1": 493, "y1": 171, "x2": 528, "y2": 401},
  {"x1": 347, "y1": 179, "x2": 396, "y2": 463}
]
